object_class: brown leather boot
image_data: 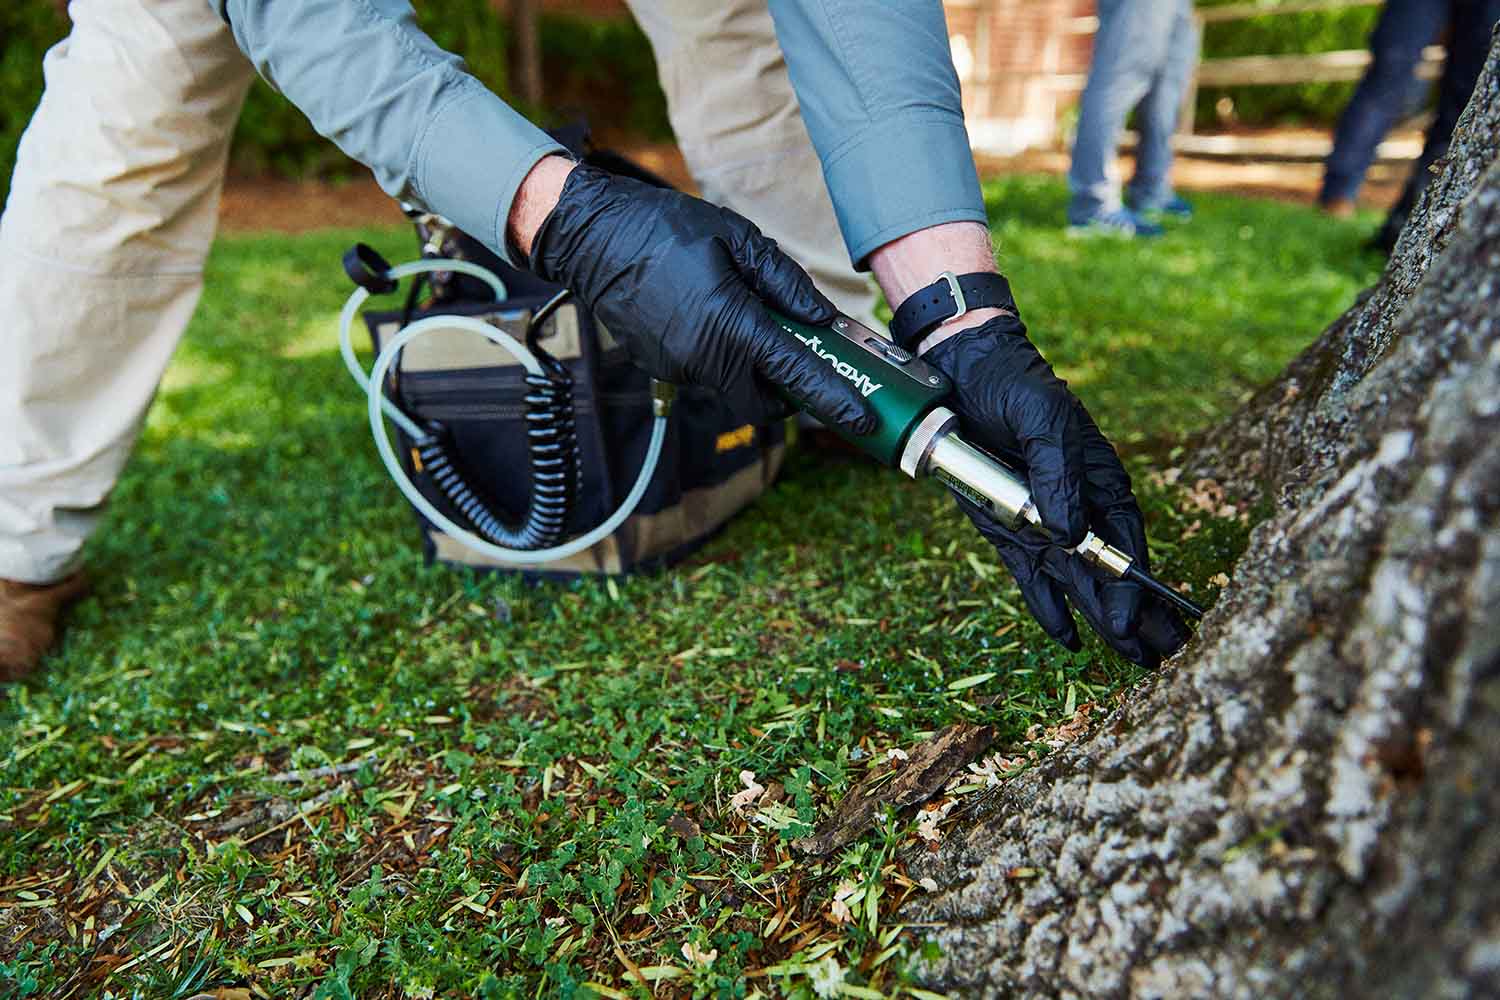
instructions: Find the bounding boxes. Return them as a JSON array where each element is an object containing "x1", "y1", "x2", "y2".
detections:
[{"x1": 0, "y1": 573, "x2": 90, "y2": 682}]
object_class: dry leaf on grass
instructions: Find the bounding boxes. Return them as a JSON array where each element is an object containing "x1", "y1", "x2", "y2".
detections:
[
  {"x1": 828, "y1": 879, "x2": 859, "y2": 924},
  {"x1": 792, "y1": 722, "x2": 995, "y2": 856},
  {"x1": 729, "y1": 770, "x2": 765, "y2": 811},
  {"x1": 1025, "y1": 702, "x2": 1098, "y2": 749},
  {"x1": 960, "y1": 752, "x2": 1027, "y2": 788},
  {"x1": 681, "y1": 941, "x2": 718, "y2": 967},
  {"x1": 916, "y1": 798, "x2": 957, "y2": 846}
]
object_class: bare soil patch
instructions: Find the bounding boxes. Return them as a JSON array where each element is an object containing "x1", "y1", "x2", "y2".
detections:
[{"x1": 218, "y1": 137, "x2": 1407, "y2": 235}]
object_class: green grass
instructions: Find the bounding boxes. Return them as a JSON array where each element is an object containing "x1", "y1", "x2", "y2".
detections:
[{"x1": 0, "y1": 177, "x2": 1382, "y2": 998}]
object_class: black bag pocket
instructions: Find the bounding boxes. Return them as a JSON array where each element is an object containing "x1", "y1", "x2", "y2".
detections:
[{"x1": 365, "y1": 298, "x2": 782, "y2": 579}]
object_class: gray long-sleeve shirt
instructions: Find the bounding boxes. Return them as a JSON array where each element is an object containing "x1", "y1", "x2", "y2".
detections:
[{"x1": 211, "y1": 0, "x2": 985, "y2": 268}]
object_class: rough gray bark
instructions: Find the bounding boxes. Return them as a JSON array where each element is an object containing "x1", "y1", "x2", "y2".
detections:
[
  {"x1": 905, "y1": 33, "x2": 1500, "y2": 999},
  {"x1": 1185, "y1": 31, "x2": 1500, "y2": 505}
]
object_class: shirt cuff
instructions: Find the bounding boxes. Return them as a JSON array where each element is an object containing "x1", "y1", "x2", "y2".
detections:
[
  {"x1": 413, "y1": 81, "x2": 566, "y2": 266},
  {"x1": 819, "y1": 110, "x2": 987, "y2": 270}
]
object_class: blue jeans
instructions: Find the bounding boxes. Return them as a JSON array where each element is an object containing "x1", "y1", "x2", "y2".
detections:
[
  {"x1": 1068, "y1": 0, "x2": 1200, "y2": 223},
  {"x1": 1321, "y1": 0, "x2": 1450, "y2": 206},
  {"x1": 1376, "y1": 0, "x2": 1500, "y2": 247}
]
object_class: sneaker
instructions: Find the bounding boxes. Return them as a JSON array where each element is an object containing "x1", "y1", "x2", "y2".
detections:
[
  {"x1": 1156, "y1": 195, "x2": 1194, "y2": 220},
  {"x1": 1066, "y1": 208, "x2": 1164, "y2": 238},
  {"x1": 1130, "y1": 193, "x2": 1193, "y2": 221},
  {"x1": 0, "y1": 572, "x2": 89, "y2": 682}
]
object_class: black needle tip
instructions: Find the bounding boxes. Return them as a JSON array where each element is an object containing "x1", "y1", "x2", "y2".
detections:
[{"x1": 1125, "y1": 565, "x2": 1207, "y2": 620}]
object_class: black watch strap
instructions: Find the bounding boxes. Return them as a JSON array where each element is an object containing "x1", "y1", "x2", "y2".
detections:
[{"x1": 889, "y1": 271, "x2": 1015, "y2": 351}]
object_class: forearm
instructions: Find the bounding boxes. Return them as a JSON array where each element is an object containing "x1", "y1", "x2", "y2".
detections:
[
  {"x1": 867, "y1": 222, "x2": 1011, "y2": 353},
  {"x1": 767, "y1": 0, "x2": 987, "y2": 268},
  {"x1": 210, "y1": 0, "x2": 562, "y2": 261},
  {"x1": 508, "y1": 156, "x2": 577, "y2": 260}
]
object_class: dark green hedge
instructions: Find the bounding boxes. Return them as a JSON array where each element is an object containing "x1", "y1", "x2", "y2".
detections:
[
  {"x1": 231, "y1": 0, "x2": 518, "y2": 179},
  {"x1": 0, "y1": 2, "x2": 668, "y2": 204},
  {"x1": 0, "y1": 3, "x2": 68, "y2": 204},
  {"x1": 1194, "y1": 0, "x2": 1383, "y2": 127},
  {"x1": 537, "y1": 14, "x2": 671, "y2": 139}
]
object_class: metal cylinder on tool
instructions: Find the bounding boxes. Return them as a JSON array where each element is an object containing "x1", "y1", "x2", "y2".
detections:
[{"x1": 769, "y1": 311, "x2": 1206, "y2": 620}]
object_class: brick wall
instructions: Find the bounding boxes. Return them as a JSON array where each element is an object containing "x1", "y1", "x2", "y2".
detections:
[{"x1": 947, "y1": 0, "x2": 1097, "y2": 154}]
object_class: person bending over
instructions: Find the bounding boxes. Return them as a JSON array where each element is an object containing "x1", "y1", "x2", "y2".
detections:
[{"x1": 0, "y1": 0, "x2": 1188, "y2": 681}]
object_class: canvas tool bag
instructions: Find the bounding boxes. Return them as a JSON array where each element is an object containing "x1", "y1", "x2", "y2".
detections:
[{"x1": 360, "y1": 144, "x2": 785, "y2": 578}]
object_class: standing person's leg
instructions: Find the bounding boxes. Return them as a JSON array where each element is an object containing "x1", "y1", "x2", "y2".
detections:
[
  {"x1": 1321, "y1": 0, "x2": 1447, "y2": 212},
  {"x1": 1066, "y1": 0, "x2": 1177, "y2": 230},
  {"x1": 0, "y1": 0, "x2": 252, "y2": 673},
  {"x1": 623, "y1": 0, "x2": 878, "y2": 330},
  {"x1": 1375, "y1": 0, "x2": 1500, "y2": 250},
  {"x1": 1126, "y1": 0, "x2": 1200, "y2": 216},
  {"x1": 1408, "y1": 0, "x2": 1500, "y2": 175},
  {"x1": 1428, "y1": 0, "x2": 1500, "y2": 145}
]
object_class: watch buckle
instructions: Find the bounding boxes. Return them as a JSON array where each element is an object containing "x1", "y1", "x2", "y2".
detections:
[{"x1": 940, "y1": 271, "x2": 967, "y2": 324}]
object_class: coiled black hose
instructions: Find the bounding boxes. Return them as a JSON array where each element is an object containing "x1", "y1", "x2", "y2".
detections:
[{"x1": 408, "y1": 290, "x2": 580, "y2": 551}]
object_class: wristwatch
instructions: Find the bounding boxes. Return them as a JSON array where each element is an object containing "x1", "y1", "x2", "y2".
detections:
[{"x1": 889, "y1": 271, "x2": 1015, "y2": 353}]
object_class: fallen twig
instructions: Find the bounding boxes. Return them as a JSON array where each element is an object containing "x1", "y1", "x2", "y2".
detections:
[
  {"x1": 792, "y1": 723, "x2": 995, "y2": 856},
  {"x1": 266, "y1": 757, "x2": 374, "y2": 784},
  {"x1": 215, "y1": 782, "x2": 350, "y2": 845}
]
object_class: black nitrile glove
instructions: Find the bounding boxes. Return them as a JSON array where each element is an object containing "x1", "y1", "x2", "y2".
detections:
[
  {"x1": 530, "y1": 165, "x2": 874, "y2": 435},
  {"x1": 925, "y1": 314, "x2": 1190, "y2": 667}
]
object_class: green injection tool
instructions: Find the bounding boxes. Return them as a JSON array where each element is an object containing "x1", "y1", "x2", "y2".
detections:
[{"x1": 770, "y1": 310, "x2": 1206, "y2": 620}]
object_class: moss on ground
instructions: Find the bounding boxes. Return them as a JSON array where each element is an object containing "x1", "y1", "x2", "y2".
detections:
[{"x1": 0, "y1": 177, "x2": 1383, "y2": 998}]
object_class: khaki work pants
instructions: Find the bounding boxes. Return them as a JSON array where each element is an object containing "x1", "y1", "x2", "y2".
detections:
[{"x1": 0, "y1": 0, "x2": 875, "y2": 584}]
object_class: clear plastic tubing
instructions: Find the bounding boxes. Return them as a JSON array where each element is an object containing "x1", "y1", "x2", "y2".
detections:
[{"x1": 339, "y1": 258, "x2": 666, "y2": 565}]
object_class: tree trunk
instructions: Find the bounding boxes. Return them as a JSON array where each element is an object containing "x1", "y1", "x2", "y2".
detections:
[
  {"x1": 906, "y1": 32, "x2": 1500, "y2": 999},
  {"x1": 512, "y1": 0, "x2": 544, "y2": 111},
  {"x1": 1183, "y1": 36, "x2": 1500, "y2": 505}
]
